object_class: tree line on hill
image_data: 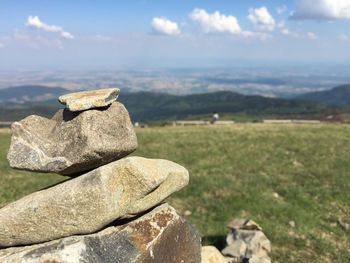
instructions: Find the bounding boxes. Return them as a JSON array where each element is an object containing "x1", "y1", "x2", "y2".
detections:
[{"x1": 0, "y1": 85, "x2": 349, "y2": 123}]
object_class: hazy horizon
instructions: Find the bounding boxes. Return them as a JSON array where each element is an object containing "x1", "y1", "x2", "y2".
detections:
[{"x1": 1, "y1": 65, "x2": 350, "y2": 98}]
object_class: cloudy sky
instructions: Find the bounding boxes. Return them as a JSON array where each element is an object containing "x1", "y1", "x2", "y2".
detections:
[{"x1": 1, "y1": 0, "x2": 350, "y2": 69}]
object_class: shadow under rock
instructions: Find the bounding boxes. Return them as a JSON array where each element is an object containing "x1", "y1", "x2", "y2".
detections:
[
  {"x1": 62, "y1": 105, "x2": 111, "y2": 122},
  {"x1": 202, "y1": 235, "x2": 227, "y2": 250}
]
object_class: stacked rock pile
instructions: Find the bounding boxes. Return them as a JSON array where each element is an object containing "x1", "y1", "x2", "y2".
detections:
[
  {"x1": 202, "y1": 219, "x2": 271, "y2": 263},
  {"x1": 0, "y1": 88, "x2": 201, "y2": 263},
  {"x1": 222, "y1": 219, "x2": 271, "y2": 263}
]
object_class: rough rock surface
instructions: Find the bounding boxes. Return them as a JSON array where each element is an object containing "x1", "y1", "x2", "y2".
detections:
[
  {"x1": 227, "y1": 219, "x2": 262, "y2": 231},
  {"x1": 7, "y1": 102, "x2": 137, "y2": 175},
  {"x1": 222, "y1": 219, "x2": 271, "y2": 263},
  {"x1": 0, "y1": 204, "x2": 201, "y2": 263},
  {"x1": 58, "y1": 88, "x2": 119, "y2": 111},
  {"x1": 0, "y1": 157, "x2": 189, "y2": 248},
  {"x1": 201, "y1": 246, "x2": 227, "y2": 263},
  {"x1": 221, "y1": 239, "x2": 246, "y2": 259}
]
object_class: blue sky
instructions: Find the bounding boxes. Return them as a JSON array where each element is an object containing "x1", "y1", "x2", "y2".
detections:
[{"x1": 1, "y1": 0, "x2": 350, "y2": 69}]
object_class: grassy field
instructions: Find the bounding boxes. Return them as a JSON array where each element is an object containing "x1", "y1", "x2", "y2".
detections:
[{"x1": 0, "y1": 124, "x2": 349, "y2": 262}]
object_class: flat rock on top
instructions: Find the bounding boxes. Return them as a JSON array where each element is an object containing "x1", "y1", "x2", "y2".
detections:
[{"x1": 58, "y1": 88, "x2": 119, "y2": 111}]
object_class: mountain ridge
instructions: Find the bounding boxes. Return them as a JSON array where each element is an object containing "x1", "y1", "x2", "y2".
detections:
[
  {"x1": 119, "y1": 91, "x2": 332, "y2": 121},
  {"x1": 0, "y1": 85, "x2": 68, "y2": 103},
  {"x1": 296, "y1": 84, "x2": 350, "y2": 107},
  {"x1": 0, "y1": 85, "x2": 340, "y2": 122}
]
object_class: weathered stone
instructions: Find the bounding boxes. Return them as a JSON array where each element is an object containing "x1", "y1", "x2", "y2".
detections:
[
  {"x1": 7, "y1": 102, "x2": 137, "y2": 175},
  {"x1": 201, "y1": 246, "x2": 227, "y2": 263},
  {"x1": 225, "y1": 229, "x2": 271, "y2": 260},
  {"x1": 337, "y1": 218, "x2": 349, "y2": 231},
  {"x1": 238, "y1": 231, "x2": 271, "y2": 257},
  {"x1": 58, "y1": 88, "x2": 119, "y2": 111},
  {"x1": 223, "y1": 219, "x2": 271, "y2": 263},
  {"x1": 289, "y1": 220, "x2": 296, "y2": 228},
  {"x1": 227, "y1": 219, "x2": 262, "y2": 231},
  {"x1": 221, "y1": 239, "x2": 246, "y2": 259},
  {"x1": 0, "y1": 204, "x2": 201, "y2": 263},
  {"x1": 225, "y1": 257, "x2": 239, "y2": 263},
  {"x1": 0, "y1": 157, "x2": 189, "y2": 247}
]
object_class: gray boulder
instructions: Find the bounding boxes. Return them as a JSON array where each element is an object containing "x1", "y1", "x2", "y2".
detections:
[
  {"x1": 0, "y1": 204, "x2": 201, "y2": 263},
  {"x1": 0, "y1": 157, "x2": 189, "y2": 248},
  {"x1": 7, "y1": 102, "x2": 137, "y2": 175}
]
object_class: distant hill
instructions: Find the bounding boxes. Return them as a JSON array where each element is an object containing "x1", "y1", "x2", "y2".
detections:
[
  {"x1": 296, "y1": 84, "x2": 350, "y2": 107},
  {"x1": 0, "y1": 86, "x2": 339, "y2": 122},
  {"x1": 0, "y1": 85, "x2": 68, "y2": 103},
  {"x1": 119, "y1": 91, "x2": 334, "y2": 122}
]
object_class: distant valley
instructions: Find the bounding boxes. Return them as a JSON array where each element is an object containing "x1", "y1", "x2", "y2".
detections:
[
  {"x1": 0, "y1": 86, "x2": 67, "y2": 104},
  {"x1": 2, "y1": 67, "x2": 350, "y2": 98},
  {"x1": 1, "y1": 85, "x2": 349, "y2": 123}
]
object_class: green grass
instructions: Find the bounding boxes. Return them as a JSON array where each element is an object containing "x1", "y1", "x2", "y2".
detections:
[{"x1": 1, "y1": 124, "x2": 350, "y2": 262}]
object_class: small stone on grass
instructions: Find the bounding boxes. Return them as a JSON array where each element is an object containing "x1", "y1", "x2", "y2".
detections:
[
  {"x1": 288, "y1": 221, "x2": 296, "y2": 228},
  {"x1": 337, "y1": 218, "x2": 349, "y2": 231}
]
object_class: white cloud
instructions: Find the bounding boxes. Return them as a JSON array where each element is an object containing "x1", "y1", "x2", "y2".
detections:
[
  {"x1": 0, "y1": 43, "x2": 4, "y2": 48},
  {"x1": 276, "y1": 5, "x2": 288, "y2": 15},
  {"x1": 60, "y1": 31, "x2": 74, "y2": 39},
  {"x1": 26, "y1": 16, "x2": 61, "y2": 32},
  {"x1": 307, "y1": 32, "x2": 318, "y2": 40},
  {"x1": 274, "y1": 19, "x2": 317, "y2": 39},
  {"x1": 248, "y1": 7, "x2": 276, "y2": 31},
  {"x1": 291, "y1": 0, "x2": 350, "y2": 20},
  {"x1": 151, "y1": 17, "x2": 180, "y2": 35},
  {"x1": 26, "y1": 16, "x2": 74, "y2": 39},
  {"x1": 190, "y1": 8, "x2": 241, "y2": 34},
  {"x1": 277, "y1": 21, "x2": 290, "y2": 35}
]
